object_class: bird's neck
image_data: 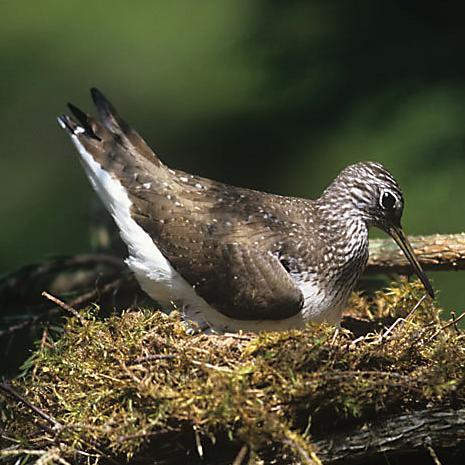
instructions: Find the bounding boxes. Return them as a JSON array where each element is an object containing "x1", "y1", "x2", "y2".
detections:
[{"x1": 313, "y1": 201, "x2": 370, "y2": 275}]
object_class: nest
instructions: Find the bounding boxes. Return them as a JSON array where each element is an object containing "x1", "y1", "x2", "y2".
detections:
[{"x1": 1, "y1": 279, "x2": 464, "y2": 465}]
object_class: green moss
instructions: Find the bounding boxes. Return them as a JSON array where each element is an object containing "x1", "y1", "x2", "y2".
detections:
[{"x1": 1, "y1": 279, "x2": 464, "y2": 464}]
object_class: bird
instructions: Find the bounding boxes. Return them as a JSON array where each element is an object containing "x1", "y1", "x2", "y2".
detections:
[{"x1": 57, "y1": 88, "x2": 434, "y2": 332}]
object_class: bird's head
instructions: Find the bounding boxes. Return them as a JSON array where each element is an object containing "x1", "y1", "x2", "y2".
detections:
[{"x1": 322, "y1": 161, "x2": 434, "y2": 298}]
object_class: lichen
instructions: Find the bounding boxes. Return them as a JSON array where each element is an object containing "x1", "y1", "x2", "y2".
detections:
[{"x1": 1, "y1": 279, "x2": 464, "y2": 464}]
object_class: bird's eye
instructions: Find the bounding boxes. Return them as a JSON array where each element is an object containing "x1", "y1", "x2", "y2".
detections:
[{"x1": 380, "y1": 190, "x2": 396, "y2": 209}]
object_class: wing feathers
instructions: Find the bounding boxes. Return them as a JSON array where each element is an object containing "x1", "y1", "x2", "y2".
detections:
[
  {"x1": 59, "y1": 88, "x2": 163, "y2": 168},
  {"x1": 67, "y1": 103, "x2": 101, "y2": 140},
  {"x1": 90, "y1": 87, "x2": 127, "y2": 133},
  {"x1": 90, "y1": 87, "x2": 162, "y2": 164}
]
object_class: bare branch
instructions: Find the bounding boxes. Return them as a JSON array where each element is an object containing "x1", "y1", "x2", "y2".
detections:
[
  {"x1": 367, "y1": 233, "x2": 465, "y2": 273},
  {"x1": 41, "y1": 291, "x2": 84, "y2": 323}
]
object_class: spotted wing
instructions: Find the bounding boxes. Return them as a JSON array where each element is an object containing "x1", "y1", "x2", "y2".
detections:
[
  {"x1": 131, "y1": 181, "x2": 307, "y2": 321},
  {"x1": 136, "y1": 212, "x2": 305, "y2": 320},
  {"x1": 182, "y1": 243, "x2": 304, "y2": 320}
]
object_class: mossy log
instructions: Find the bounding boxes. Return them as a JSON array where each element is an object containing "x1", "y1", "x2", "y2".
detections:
[
  {"x1": 1, "y1": 233, "x2": 465, "y2": 463},
  {"x1": 1, "y1": 280, "x2": 465, "y2": 465}
]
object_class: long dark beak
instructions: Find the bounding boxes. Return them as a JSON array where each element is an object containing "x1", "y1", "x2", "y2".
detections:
[{"x1": 388, "y1": 225, "x2": 435, "y2": 299}]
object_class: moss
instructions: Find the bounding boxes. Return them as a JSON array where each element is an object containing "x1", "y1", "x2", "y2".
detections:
[{"x1": 1, "y1": 279, "x2": 464, "y2": 464}]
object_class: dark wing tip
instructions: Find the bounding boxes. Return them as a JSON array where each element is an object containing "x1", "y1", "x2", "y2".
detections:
[
  {"x1": 90, "y1": 87, "x2": 114, "y2": 114},
  {"x1": 90, "y1": 87, "x2": 104, "y2": 99},
  {"x1": 67, "y1": 102, "x2": 87, "y2": 122},
  {"x1": 90, "y1": 87, "x2": 129, "y2": 134},
  {"x1": 66, "y1": 102, "x2": 101, "y2": 140}
]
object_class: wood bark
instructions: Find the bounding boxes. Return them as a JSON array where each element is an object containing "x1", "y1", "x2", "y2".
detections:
[
  {"x1": 144, "y1": 408, "x2": 465, "y2": 465},
  {"x1": 312, "y1": 407, "x2": 465, "y2": 464},
  {"x1": 367, "y1": 233, "x2": 465, "y2": 273}
]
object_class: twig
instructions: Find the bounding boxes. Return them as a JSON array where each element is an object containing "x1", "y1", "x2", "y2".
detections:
[
  {"x1": 0, "y1": 316, "x2": 42, "y2": 337},
  {"x1": 377, "y1": 317, "x2": 408, "y2": 343},
  {"x1": 128, "y1": 354, "x2": 176, "y2": 365},
  {"x1": 190, "y1": 360, "x2": 235, "y2": 373},
  {"x1": 73, "y1": 449, "x2": 102, "y2": 460},
  {"x1": 450, "y1": 311, "x2": 460, "y2": 334},
  {"x1": 330, "y1": 327, "x2": 340, "y2": 347},
  {"x1": 67, "y1": 277, "x2": 123, "y2": 309},
  {"x1": 428, "y1": 311, "x2": 465, "y2": 342},
  {"x1": 222, "y1": 332, "x2": 252, "y2": 340},
  {"x1": 193, "y1": 424, "x2": 203, "y2": 458},
  {"x1": 283, "y1": 436, "x2": 322, "y2": 465},
  {"x1": 1, "y1": 387, "x2": 121, "y2": 465},
  {"x1": 1, "y1": 276, "x2": 122, "y2": 339},
  {"x1": 424, "y1": 436, "x2": 443, "y2": 465},
  {"x1": 406, "y1": 293, "x2": 429, "y2": 321},
  {"x1": 33, "y1": 327, "x2": 51, "y2": 378},
  {"x1": 2, "y1": 254, "x2": 123, "y2": 283},
  {"x1": 0, "y1": 381, "x2": 62, "y2": 431},
  {"x1": 117, "y1": 359, "x2": 142, "y2": 384},
  {"x1": 0, "y1": 449, "x2": 47, "y2": 458},
  {"x1": 232, "y1": 444, "x2": 248, "y2": 465},
  {"x1": 376, "y1": 293, "x2": 428, "y2": 343},
  {"x1": 41, "y1": 291, "x2": 84, "y2": 323}
]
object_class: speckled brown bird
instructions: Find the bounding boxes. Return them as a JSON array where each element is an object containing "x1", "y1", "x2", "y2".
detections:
[{"x1": 58, "y1": 89, "x2": 434, "y2": 332}]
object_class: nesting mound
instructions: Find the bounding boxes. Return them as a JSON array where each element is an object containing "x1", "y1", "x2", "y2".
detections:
[{"x1": 1, "y1": 280, "x2": 464, "y2": 465}]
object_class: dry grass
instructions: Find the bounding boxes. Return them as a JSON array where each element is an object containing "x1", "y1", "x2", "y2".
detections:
[{"x1": 1, "y1": 279, "x2": 464, "y2": 464}]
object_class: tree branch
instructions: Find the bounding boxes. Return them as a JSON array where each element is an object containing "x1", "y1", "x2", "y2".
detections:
[{"x1": 367, "y1": 233, "x2": 465, "y2": 273}]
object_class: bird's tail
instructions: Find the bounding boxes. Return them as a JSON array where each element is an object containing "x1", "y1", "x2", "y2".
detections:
[
  {"x1": 58, "y1": 88, "x2": 164, "y2": 171},
  {"x1": 58, "y1": 88, "x2": 172, "y2": 250}
]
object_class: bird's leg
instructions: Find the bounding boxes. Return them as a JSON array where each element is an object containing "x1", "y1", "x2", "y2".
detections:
[{"x1": 182, "y1": 305, "x2": 215, "y2": 335}]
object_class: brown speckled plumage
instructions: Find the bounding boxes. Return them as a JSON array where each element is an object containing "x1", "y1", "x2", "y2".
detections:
[{"x1": 58, "y1": 89, "x2": 434, "y2": 330}]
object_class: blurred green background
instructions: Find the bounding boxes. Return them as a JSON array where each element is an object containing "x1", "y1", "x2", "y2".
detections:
[{"x1": 1, "y1": 0, "x2": 464, "y2": 310}]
